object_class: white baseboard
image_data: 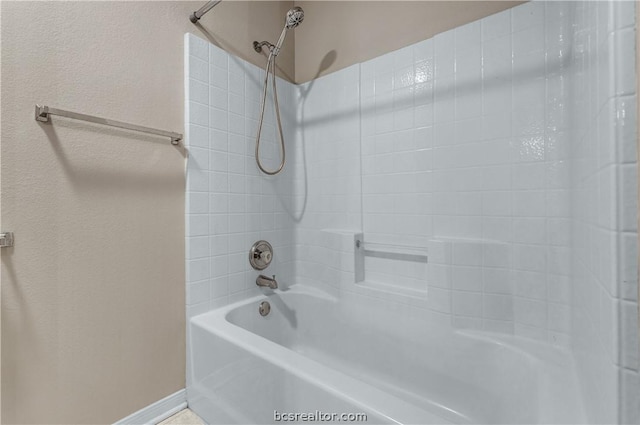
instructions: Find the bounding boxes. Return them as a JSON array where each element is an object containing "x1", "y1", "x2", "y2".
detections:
[{"x1": 113, "y1": 389, "x2": 187, "y2": 425}]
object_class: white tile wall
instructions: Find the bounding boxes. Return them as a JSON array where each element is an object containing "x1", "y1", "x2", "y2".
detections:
[
  {"x1": 291, "y1": 1, "x2": 636, "y2": 421},
  {"x1": 185, "y1": 34, "x2": 297, "y2": 318},
  {"x1": 567, "y1": 0, "x2": 639, "y2": 422},
  {"x1": 294, "y1": 65, "x2": 362, "y2": 294},
  {"x1": 186, "y1": 0, "x2": 637, "y2": 420},
  {"x1": 355, "y1": 2, "x2": 575, "y2": 342}
]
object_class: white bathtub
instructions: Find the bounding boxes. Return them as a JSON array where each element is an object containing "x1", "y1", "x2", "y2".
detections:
[{"x1": 188, "y1": 285, "x2": 586, "y2": 424}]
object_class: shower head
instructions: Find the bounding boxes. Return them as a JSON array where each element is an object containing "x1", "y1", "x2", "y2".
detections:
[
  {"x1": 285, "y1": 6, "x2": 304, "y2": 29},
  {"x1": 272, "y1": 6, "x2": 304, "y2": 56}
]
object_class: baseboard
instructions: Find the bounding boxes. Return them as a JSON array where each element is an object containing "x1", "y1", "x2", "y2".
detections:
[{"x1": 113, "y1": 389, "x2": 187, "y2": 425}]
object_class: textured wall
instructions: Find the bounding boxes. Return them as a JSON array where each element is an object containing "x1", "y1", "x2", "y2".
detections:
[
  {"x1": 294, "y1": 1, "x2": 524, "y2": 83},
  {"x1": 0, "y1": 1, "x2": 293, "y2": 423}
]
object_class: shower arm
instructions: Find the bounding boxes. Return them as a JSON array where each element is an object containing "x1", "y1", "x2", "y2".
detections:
[
  {"x1": 253, "y1": 41, "x2": 276, "y2": 54},
  {"x1": 253, "y1": 23, "x2": 289, "y2": 56},
  {"x1": 190, "y1": 0, "x2": 222, "y2": 23}
]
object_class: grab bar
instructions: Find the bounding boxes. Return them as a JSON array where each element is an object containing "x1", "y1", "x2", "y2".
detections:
[
  {"x1": 362, "y1": 249, "x2": 428, "y2": 263},
  {"x1": 35, "y1": 105, "x2": 182, "y2": 145},
  {"x1": 356, "y1": 239, "x2": 428, "y2": 263},
  {"x1": 354, "y1": 236, "x2": 427, "y2": 283}
]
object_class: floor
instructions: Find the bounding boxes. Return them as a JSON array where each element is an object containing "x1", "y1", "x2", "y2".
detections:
[{"x1": 159, "y1": 408, "x2": 204, "y2": 425}]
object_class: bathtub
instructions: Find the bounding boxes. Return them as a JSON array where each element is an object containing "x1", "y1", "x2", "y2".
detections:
[{"x1": 188, "y1": 285, "x2": 586, "y2": 424}]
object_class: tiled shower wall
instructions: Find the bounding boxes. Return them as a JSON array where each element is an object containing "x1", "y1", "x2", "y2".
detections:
[
  {"x1": 297, "y1": 1, "x2": 574, "y2": 342},
  {"x1": 293, "y1": 65, "x2": 362, "y2": 294},
  {"x1": 291, "y1": 1, "x2": 637, "y2": 421},
  {"x1": 568, "y1": 1, "x2": 638, "y2": 422},
  {"x1": 184, "y1": 34, "x2": 298, "y2": 319},
  {"x1": 186, "y1": 0, "x2": 638, "y2": 421}
]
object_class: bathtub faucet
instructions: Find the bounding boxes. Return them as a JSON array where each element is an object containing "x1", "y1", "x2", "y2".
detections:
[{"x1": 256, "y1": 274, "x2": 278, "y2": 289}]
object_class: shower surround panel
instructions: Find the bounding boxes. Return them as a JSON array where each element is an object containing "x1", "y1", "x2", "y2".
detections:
[
  {"x1": 185, "y1": 0, "x2": 638, "y2": 422},
  {"x1": 300, "y1": 1, "x2": 573, "y2": 341},
  {"x1": 568, "y1": 1, "x2": 638, "y2": 422},
  {"x1": 184, "y1": 34, "x2": 298, "y2": 320}
]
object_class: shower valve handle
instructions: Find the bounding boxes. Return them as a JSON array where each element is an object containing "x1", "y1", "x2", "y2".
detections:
[
  {"x1": 254, "y1": 249, "x2": 272, "y2": 263},
  {"x1": 249, "y1": 240, "x2": 273, "y2": 270}
]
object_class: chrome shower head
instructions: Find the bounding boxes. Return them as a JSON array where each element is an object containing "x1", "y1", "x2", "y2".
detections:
[
  {"x1": 271, "y1": 6, "x2": 304, "y2": 57},
  {"x1": 285, "y1": 6, "x2": 304, "y2": 29}
]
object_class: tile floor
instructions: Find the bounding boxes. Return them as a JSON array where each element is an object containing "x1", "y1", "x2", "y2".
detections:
[{"x1": 158, "y1": 408, "x2": 204, "y2": 425}]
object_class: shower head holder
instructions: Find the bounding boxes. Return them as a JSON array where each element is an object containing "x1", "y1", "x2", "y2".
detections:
[{"x1": 253, "y1": 40, "x2": 275, "y2": 54}]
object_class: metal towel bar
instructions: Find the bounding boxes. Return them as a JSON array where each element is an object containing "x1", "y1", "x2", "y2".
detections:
[{"x1": 35, "y1": 104, "x2": 182, "y2": 145}]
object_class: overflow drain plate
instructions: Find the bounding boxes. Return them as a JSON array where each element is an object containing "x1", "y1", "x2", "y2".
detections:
[{"x1": 259, "y1": 301, "x2": 271, "y2": 316}]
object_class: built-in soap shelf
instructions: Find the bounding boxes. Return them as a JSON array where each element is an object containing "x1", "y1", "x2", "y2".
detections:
[{"x1": 354, "y1": 234, "x2": 428, "y2": 283}]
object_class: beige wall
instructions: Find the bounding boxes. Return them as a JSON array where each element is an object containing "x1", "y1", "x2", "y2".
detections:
[
  {"x1": 294, "y1": 1, "x2": 524, "y2": 83},
  {"x1": 0, "y1": 1, "x2": 292, "y2": 423}
]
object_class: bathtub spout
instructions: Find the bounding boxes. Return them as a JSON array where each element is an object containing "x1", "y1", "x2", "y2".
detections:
[{"x1": 256, "y1": 274, "x2": 278, "y2": 289}]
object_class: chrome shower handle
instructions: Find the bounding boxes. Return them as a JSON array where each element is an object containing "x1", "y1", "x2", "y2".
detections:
[
  {"x1": 249, "y1": 240, "x2": 273, "y2": 270},
  {"x1": 253, "y1": 248, "x2": 272, "y2": 263}
]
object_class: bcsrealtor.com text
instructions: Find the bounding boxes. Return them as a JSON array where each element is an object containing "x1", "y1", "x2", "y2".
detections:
[{"x1": 274, "y1": 410, "x2": 368, "y2": 422}]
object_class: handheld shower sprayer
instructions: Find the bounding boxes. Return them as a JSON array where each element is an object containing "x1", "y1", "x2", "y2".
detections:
[
  {"x1": 285, "y1": 6, "x2": 305, "y2": 29},
  {"x1": 254, "y1": 7, "x2": 304, "y2": 175},
  {"x1": 273, "y1": 7, "x2": 304, "y2": 56},
  {"x1": 254, "y1": 7, "x2": 304, "y2": 57}
]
